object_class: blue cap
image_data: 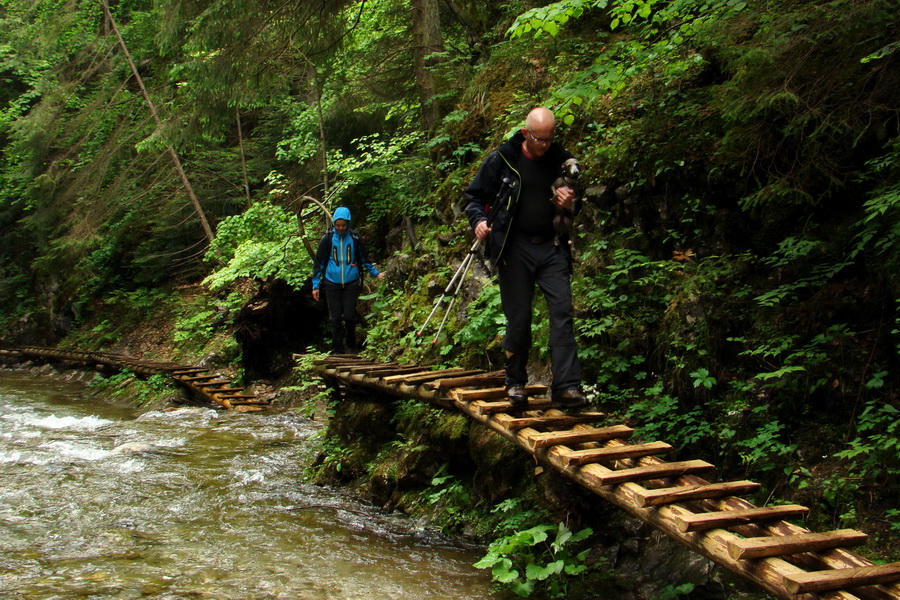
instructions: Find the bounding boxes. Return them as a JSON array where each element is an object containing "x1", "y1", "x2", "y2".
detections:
[{"x1": 333, "y1": 206, "x2": 352, "y2": 223}]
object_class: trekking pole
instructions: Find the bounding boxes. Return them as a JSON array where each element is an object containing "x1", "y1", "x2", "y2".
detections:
[
  {"x1": 428, "y1": 241, "x2": 480, "y2": 344},
  {"x1": 415, "y1": 177, "x2": 515, "y2": 343},
  {"x1": 416, "y1": 238, "x2": 481, "y2": 340}
]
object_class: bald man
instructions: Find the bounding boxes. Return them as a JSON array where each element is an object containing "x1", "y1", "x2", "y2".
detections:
[{"x1": 464, "y1": 107, "x2": 587, "y2": 408}]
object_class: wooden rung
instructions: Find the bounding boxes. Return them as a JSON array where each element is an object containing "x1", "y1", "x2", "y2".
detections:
[
  {"x1": 526, "y1": 425, "x2": 634, "y2": 449},
  {"x1": 206, "y1": 387, "x2": 245, "y2": 394},
  {"x1": 676, "y1": 504, "x2": 809, "y2": 533},
  {"x1": 559, "y1": 441, "x2": 673, "y2": 467},
  {"x1": 362, "y1": 366, "x2": 423, "y2": 377},
  {"x1": 383, "y1": 369, "x2": 481, "y2": 385},
  {"x1": 783, "y1": 562, "x2": 900, "y2": 595},
  {"x1": 498, "y1": 412, "x2": 608, "y2": 431},
  {"x1": 347, "y1": 364, "x2": 402, "y2": 374},
  {"x1": 312, "y1": 356, "x2": 370, "y2": 366},
  {"x1": 180, "y1": 375, "x2": 219, "y2": 382},
  {"x1": 430, "y1": 371, "x2": 504, "y2": 390},
  {"x1": 170, "y1": 368, "x2": 208, "y2": 375},
  {"x1": 452, "y1": 385, "x2": 548, "y2": 402},
  {"x1": 728, "y1": 529, "x2": 868, "y2": 560},
  {"x1": 634, "y1": 480, "x2": 761, "y2": 507},
  {"x1": 592, "y1": 460, "x2": 714, "y2": 486},
  {"x1": 219, "y1": 394, "x2": 257, "y2": 400},
  {"x1": 193, "y1": 381, "x2": 232, "y2": 388},
  {"x1": 473, "y1": 398, "x2": 554, "y2": 415}
]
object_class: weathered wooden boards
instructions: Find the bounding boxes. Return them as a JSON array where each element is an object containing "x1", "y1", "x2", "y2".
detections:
[
  {"x1": 10, "y1": 346, "x2": 269, "y2": 411},
  {"x1": 311, "y1": 354, "x2": 900, "y2": 600}
]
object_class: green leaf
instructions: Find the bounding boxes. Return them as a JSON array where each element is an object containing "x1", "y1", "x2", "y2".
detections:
[{"x1": 526, "y1": 559, "x2": 565, "y2": 581}]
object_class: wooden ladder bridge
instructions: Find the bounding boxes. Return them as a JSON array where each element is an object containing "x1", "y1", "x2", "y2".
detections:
[
  {"x1": 1, "y1": 346, "x2": 271, "y2": 411},
  {"x1": 313, "y1": 354, "x2": 900, "y2": 600}
]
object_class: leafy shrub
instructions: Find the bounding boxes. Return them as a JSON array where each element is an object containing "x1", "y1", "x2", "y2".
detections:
[{"x1": 475, "y1": 522, "x2": 598, "y2": 598}]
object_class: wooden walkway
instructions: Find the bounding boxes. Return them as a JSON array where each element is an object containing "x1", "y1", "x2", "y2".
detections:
[
  {"x1": 1, "y1": 346, "x2": 270, "y2": 411},
  {"x1": 313, "y1": 355, "x2": 900, "y2": 600}
]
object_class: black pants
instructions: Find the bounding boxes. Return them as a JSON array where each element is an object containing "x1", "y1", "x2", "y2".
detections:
[
  {"x1": 323, "y1": 279, "x2": 360, "y2": 352},
  {"x1": 497, "y1": 235, "x2": 581, "y2": 393}
]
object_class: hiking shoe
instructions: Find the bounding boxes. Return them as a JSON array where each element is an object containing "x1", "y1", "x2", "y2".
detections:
[
  {"x1": 506, "y1": 385, "x2": 528, "y2": 406},
  {"x1": 552, "y1": 388, "x2": 588, "y2": 408}
]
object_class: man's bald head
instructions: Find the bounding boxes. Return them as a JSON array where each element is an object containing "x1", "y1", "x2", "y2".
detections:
[{"x1": 526, "y1": 107, "x2": 555, "y2": 131}]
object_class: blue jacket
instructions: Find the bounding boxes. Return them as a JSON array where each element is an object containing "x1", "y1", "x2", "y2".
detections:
[{"x1": 311, "y1": 209, "x2": 380, "y2": 289}]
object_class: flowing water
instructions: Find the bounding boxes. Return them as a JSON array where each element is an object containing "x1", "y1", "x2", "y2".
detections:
[{"x1": 0, "y1": 371, "x2": 507, "y2": 599}]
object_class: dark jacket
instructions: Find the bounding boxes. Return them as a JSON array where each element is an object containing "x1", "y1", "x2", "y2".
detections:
[{"x1": 463, "y1": 130, "x2": 575, "y2": 264}]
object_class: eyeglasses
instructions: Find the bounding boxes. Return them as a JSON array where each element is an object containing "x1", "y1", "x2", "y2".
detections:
[{"x1": 526, "y1": 129, "x2": 554, "y2": 144}]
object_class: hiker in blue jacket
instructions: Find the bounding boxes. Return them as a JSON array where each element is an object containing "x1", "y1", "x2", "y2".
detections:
[{"x1": 312, "y1": 207, "x2": 384, "y2": 353}]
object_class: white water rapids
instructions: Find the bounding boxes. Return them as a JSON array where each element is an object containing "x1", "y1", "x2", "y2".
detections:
[{"x1": 0, "y1": 371, "x2": 507, "y2": 599}]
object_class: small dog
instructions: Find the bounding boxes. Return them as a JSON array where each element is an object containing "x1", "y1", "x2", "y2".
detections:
[{"x1": 551, "y1": 157, "x2": 582, "y2": 247}]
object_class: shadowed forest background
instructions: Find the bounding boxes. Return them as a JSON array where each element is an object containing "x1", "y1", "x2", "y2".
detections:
[{"x1": 1, "y1": 0, "x2": 899, "y2": 595}]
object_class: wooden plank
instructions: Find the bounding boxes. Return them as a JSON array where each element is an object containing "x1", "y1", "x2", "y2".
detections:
[
  {"x1": 728, "y1": 530, "x2": 868, "y2": 561},
  {"x1": 559, "y1": 441, "x2": 673, "y2": 467},
  {"x1": 180, "y1": 375, "x2": 219, "y2": 382},
  {"x1": 526, "y1": 425, "x2": 634, "y2": 449},
  {"x1": 676, "y1": 505, "x2": 809, "y2": 533},
  {"x1": 205, "y1": 387, "x2": 245, "y2": 394},
  {"x1": 430, "y1": 371, "x2": 504, "y2": 390},
  {"x1": 170, "y1": 368, "x2": 208, "y2": 375},
  {"x1": 473, "y1": 398, "x2": 554, "y2": 415},
  {"x1": 784, "y1": 563, "x2": 900, "y2": 595},
  {"x1": 193, "y1": 380, "x2": 232, "y2": 388},
  {"x1": 496, "y1": 412, "x2": 609, "y2": 431},
  {"x1": 382, "y1": 368, "x2": 477, "y2": 384},
  {"x1": 591, "y1": 460, "x2": 714, "y2": 486},
  {"x1": 452, "y1": 385, "x2": 549, "y2": 402},
  {"x1": 363, "y1": 366, "x2": 427, "y2": 377},
  {"x1": 348, "y1": 364, "x2": 404, "y2": 374},
  {"x1": 634, "y1": 480, "x2": 761, "y2": 507},
  {"x1": 404, "y1": 369, "x2": 484, "y2": 384}
]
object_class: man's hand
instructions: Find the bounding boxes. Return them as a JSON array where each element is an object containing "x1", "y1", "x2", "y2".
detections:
[
  {"x1": 312, "y1": 289, "x2": 320, "y2": 301},
  {"x1": 553, "y1": 185, "x2": 575, "y2": 210},
  {"x1": 376, "y1": 272, "x2": 385, "y2": 280},
  {"x1": 475, "y1": 220, "x2": 492, "y2": 240}
]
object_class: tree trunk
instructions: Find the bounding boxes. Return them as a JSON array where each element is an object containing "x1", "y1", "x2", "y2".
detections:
[
  {"x1": 410, "y1": 0, "x2": 444, "y2": 131},
  {"x1": 236, "y1": 108, "x2": 251, "y2": 206},
  {"x1": 100, "y1": 0, "x2": 215, "y2": 243}
]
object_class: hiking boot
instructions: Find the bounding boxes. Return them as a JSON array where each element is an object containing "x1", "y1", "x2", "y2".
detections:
[
  {"x1": 506, "y1": 385, "x2": 528, "y2": 406},
  {"x1": 552, "y1": 388, "x2": 588, "y2": 408}
]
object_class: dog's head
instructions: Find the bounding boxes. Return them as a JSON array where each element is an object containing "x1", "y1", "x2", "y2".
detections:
[{"x1": 562, "y1": 158, "x2": 582, "y2": 180}]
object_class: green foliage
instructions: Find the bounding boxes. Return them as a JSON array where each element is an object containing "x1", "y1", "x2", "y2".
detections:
[
  {"x1": 475, "y1": 522, "x2": 597, "y2": 598},
  {"x1": 327, "y1": 130, "x2": 431, "y2": 222},
  {"x1": 88, "y1": 371, "x2": 175, "y2": 407},
  {"x1": 736, "y1": 414, "x2": 797, "y2": 475},
  {"x1": 204, "y1": 200, "x2": 310, "y2": 290},
  {"x1": 444, "y1": 281, "x2": 504, "y2": 356},
  {"x1": 834, "y1": 399, "x2": 900, "y2": 480}
]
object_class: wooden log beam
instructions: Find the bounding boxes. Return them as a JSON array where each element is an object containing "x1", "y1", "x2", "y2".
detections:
[
  {"x1": 430, "y1": 371, "x2": 505, "y2": 389},
  {"x1": 728, "y1": 530, "x2": 868, "y2": 560},
  {"x1": 559, "y1": 441, "x2": 673, "y2": 467},
  {"x1": 676, "y1": 505, "x2": 810, "y2": 533},
  {"x1": 524, "y1": 425, "x2": 634, "y2": 449},
  {"x1": 493, "y1": 412, "x2": 610, "y2": 431},
  {"x1": 633, "y1": 480, "x2": 762, "y2": 507},
  {"x1": 784, "y1": 563, "x2": 900, "y2": 595},
  {"x1": 451, "y1": 385, "x2": 549, "y2": 402}
]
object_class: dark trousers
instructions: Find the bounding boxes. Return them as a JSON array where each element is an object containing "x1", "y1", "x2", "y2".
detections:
[
  {"x1": 497, "y1": 235, "x2": 581, "y2": 392},
  {"x1": 323, "y1": 279, "x2": 360, "y2": 352}
]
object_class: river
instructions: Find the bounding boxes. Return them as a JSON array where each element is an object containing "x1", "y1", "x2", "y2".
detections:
[{"x1": 0, "y1": 371, "x2": 507, "y2": 599}]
